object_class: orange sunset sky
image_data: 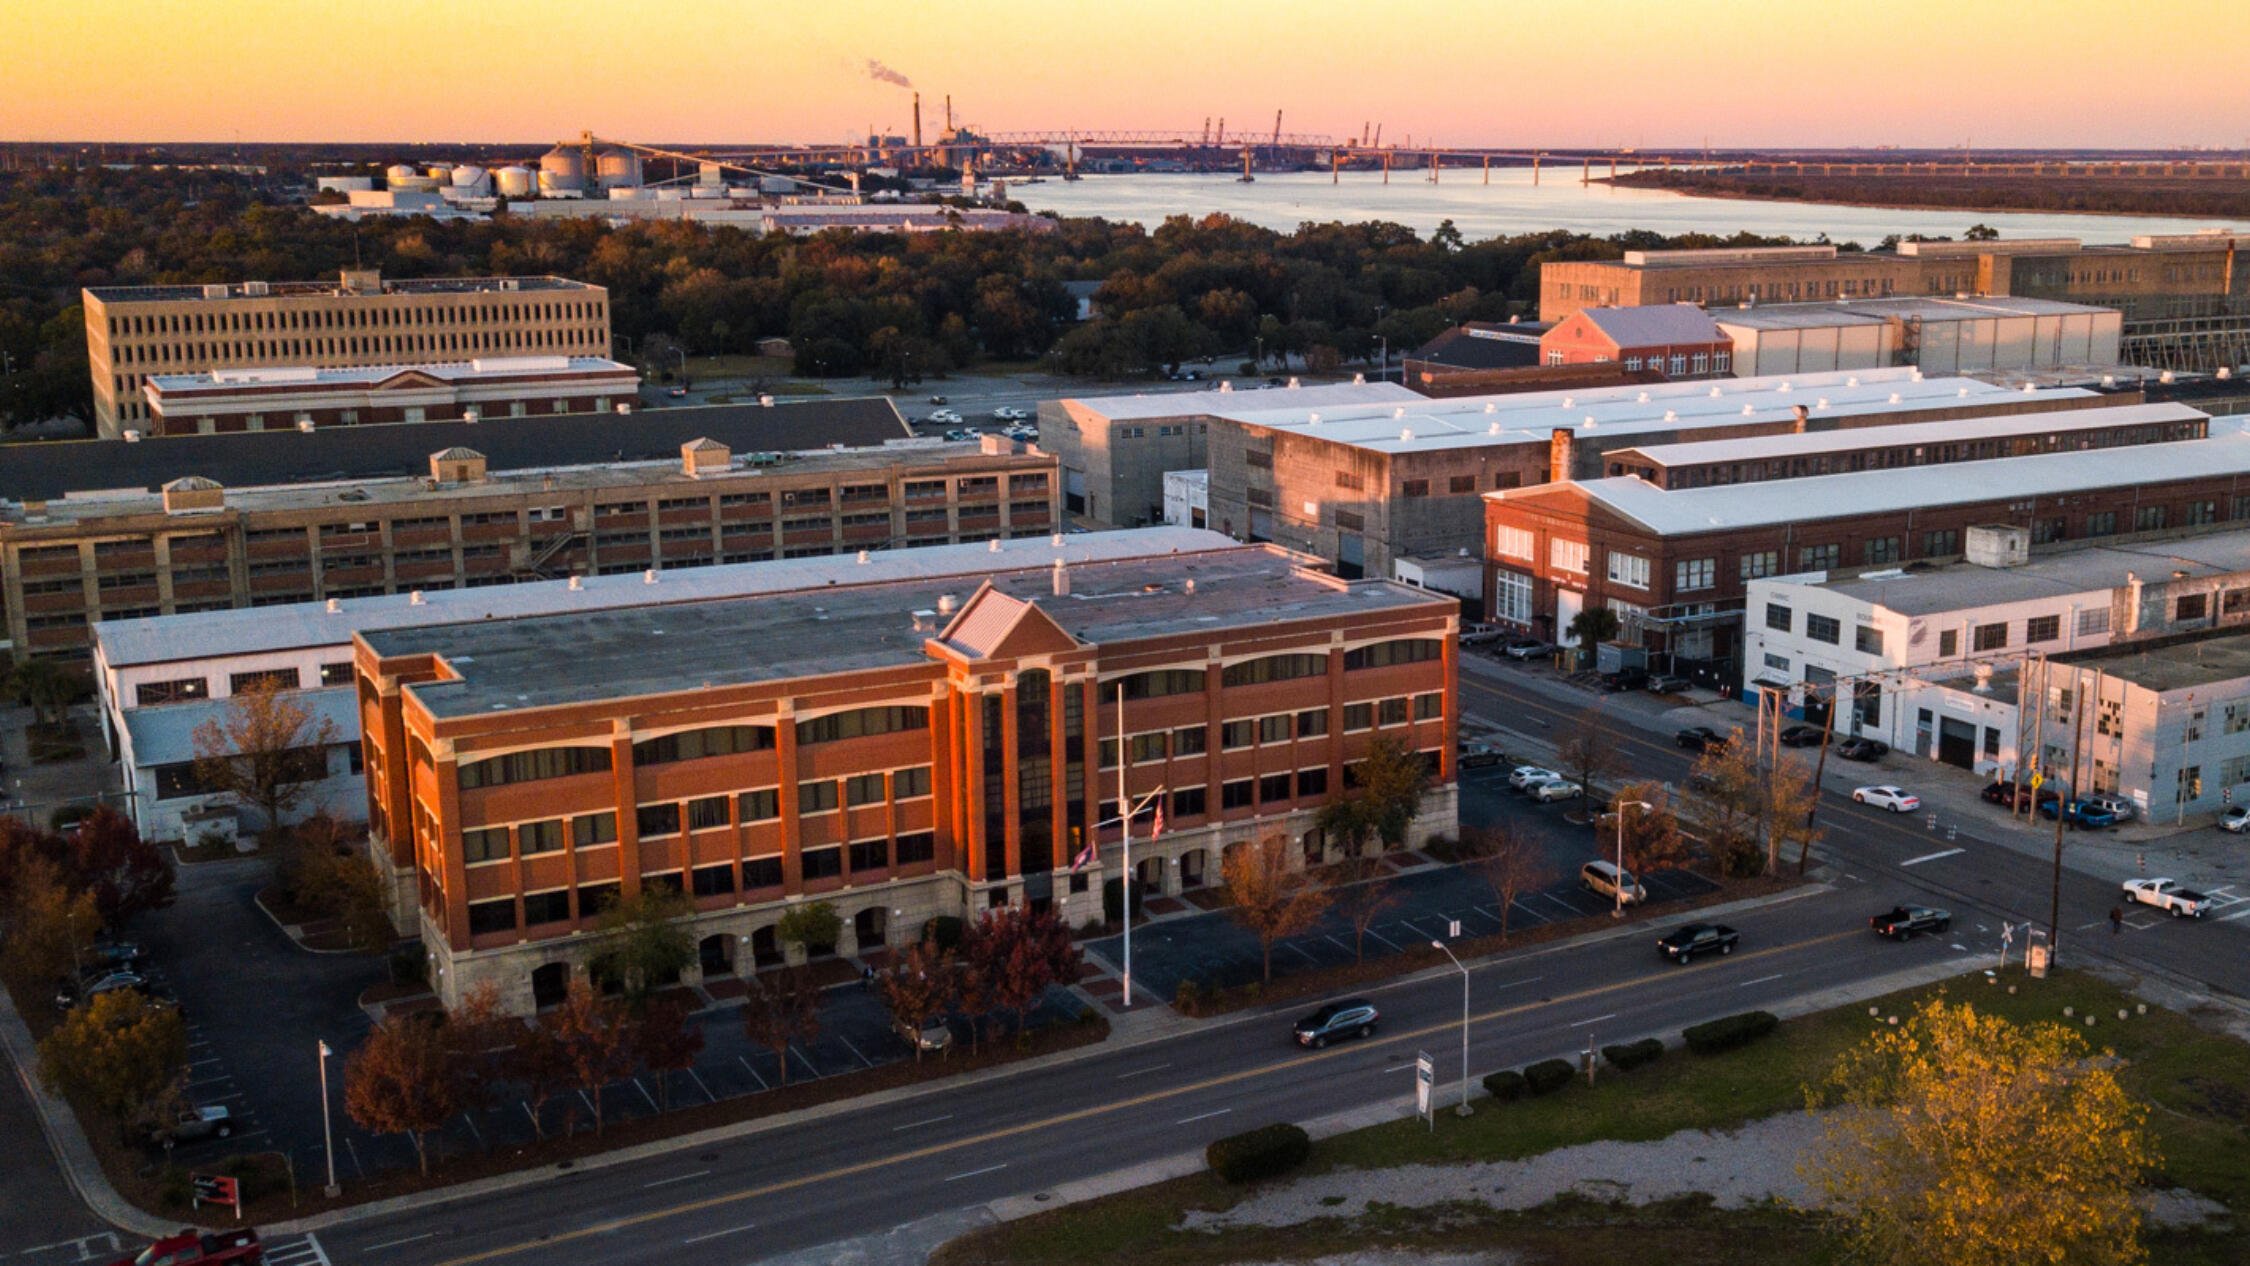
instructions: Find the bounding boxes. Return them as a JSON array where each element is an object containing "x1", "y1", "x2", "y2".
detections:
[{"x1": 5, "y1": 0, "x2": 2243, "y2": 148}]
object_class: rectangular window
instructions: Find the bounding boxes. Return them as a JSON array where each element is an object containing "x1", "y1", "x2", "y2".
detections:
[
  {"x1": 687, "y1": 795, "x2": 731, "y2": 830},
  {"x1": 741, "y1": 856, "x2": 783, "y2": 889},
  {"x1": 691, "y1": 864, "x2": 734, "y2": 898},
  {"x1": 230, "y1": 667, "x2": 300, "y2": 694},
  {"x1": 737, "y1": 789, "x2": 779, "y2": 822},
  {"x1": 2085, "y1": 511, "x2": 2116, "y2": 538},
  {"x1": 1449, "y1": 475, "x2": 1477, "y2": 494},
  {"x1": 1222, "y1": 720, "x2": 1255, "y2": 749},
  {"x1": 1171, "y1": 786, "x2": 1207, "y2": 818},
  {"x1": 895, "y1": 832, "x2": 936, "y2": 865},
  {"x1": 798, "y1": 780, "x2": 839, "y2": 813},
  {"x1": 1334, "y1": 470, "x2": 1364, "y2": 491},
  {"x1": 1098, "y1": 738, "x2": 1118, "y2": 769},
  {"x1": 1344, "y1": 702, "x2": 1374, "y2": 731},
  {"x1": 1379, "y1": 697, "x2": 1409, "y2": 726},
  {"x1": 1973, "y1": 622, "x2": 2009, "y2": 652},
  {"x1": 1295, "y1": 709, "x2": 1328, "y2": 737},
  {"x1": 572, "y1": 812, "x2": 616, "y2": 847},
  {"x1": 1402, "y1": 479, "x2": 1429, "y2": 498},
  {"x1": 462, "y1": 827, "x2": 509, "y2": 864},
  {"x1": 2077, "y1": 607, "x2": 2110, "y2": 637},
  {"x1": 1764, "y1": 603, "x2": 1792, "y2": 633},
  {"x1": 636, "y1": 803, "x2": 681, "y2": 838},
  {"x1": 849, "y1": 839, "x2": 890, "y2": 872},
  {"x1": 1739, "y1": 550, "x2": 1779, "y2": 580},
  {"x1": 1494, "y1": 525, "x2": 1535, "y2": 560},
  {"x1": 467, "y1": 899, "x2": 517, "y2": 937},
  {"x1": 522, "y1": 890, "x2": 570, "y2": 926},
  {"x1": 2025, "y1": 615, "x2": 2060, "y2": 643},
  {"x1": 136, "y1": 678, "x2": 210, "y2": 707},
  {"x1": 845, "y1": 773, "x2": 887, "y2": 806},
  {"x1": 1296, "y1": 767, "x2": 1328, "y2": 798},
  {"x1": 1854, "y1": 625, "x2": 1884, "y2": 655},
  {"x1": 2135, "y1": 505, "x2": 2167, "y2": 532},
  {"x1": 1550, "y1": 539, "x2": 1589, "y2": 574},
  {"x1": 1259, "y1": 772, "x2": 1293, "y2": 803},
  {"x1": 1414, "y1": 692, "x2": 1442, "y2": 720},
  {"x1": 520, "y1": 819, "x2": 566, "y2": 855},
  {"x1": 1258, "y1": 714, "x2": 1292, "y2": 744},
  {"x1": 1922, "y1": 529, "x2": 1960, "y2": 557},
  {"x1": 1797, "y1": 543, "x2": 1840, "y2": 571},
  {"x1": 800, "y1": 847, "x2": 843, "y2": 880},
  {"x1": 1221, "y1": 779, "x2": 1255, "y2": 810},
  {"x1": 1804, "y1": 613, "x2": 1840, "y2": 645},
  {"x1": 318, "y1": 662, "x2": 355, "y2": 687},
  {"x1": 1493, "y1": 569, "x2": 1532, "y2": 625},
  {"x1": 1673, "y1": 558, "x2": 1714, "y2": 592},
  {"x1": 1172, "y1": 726, "x2": 1207, "y2": 756},
  {"x1": 2177, "y1": 593, "x2": 2209, "y2": 622},
  {"x1": 1939, "y1": 629, "x2": 1959, "y2": 657},
  {"x1": 894, "y1": 766, "x2": 932, "y2": 798},
  {"x1": 1129, "y1": 733, "x2": 1168, "y2": 763},
  {"x1": 1605, "y1": 551, "x2": 1650, "y2": 589},
  {"x1": 1864, "y1": 537, "x2": 1901, "y2": 565}
]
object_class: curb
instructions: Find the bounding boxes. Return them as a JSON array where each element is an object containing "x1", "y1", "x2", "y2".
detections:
[
  {"x1": 250, "y1": 887, "x2": 364, "y2": 957},
  {"x1": 0, "y1": 984, "x2": 176, "y2": 1240}
]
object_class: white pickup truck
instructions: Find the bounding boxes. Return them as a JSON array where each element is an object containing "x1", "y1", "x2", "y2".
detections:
[{"x1": 2120, "y1": 877, "x2": 2210, "y2": 918}]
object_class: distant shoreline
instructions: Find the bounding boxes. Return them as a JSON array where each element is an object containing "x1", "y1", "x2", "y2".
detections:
[{"x1": 1594, "y1": 172, "x2": 2248, "y2": 225}]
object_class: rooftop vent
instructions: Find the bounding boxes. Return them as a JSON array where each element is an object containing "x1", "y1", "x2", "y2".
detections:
[
  {"x1": 1184, "y1": 578, "x2": 1196, "y2": 595},
  {"x1": 567, "y1": 575, "x2": 583, "y2": 591},
  {"x1": 1561, "y1": 397, "x2": 1573, "y2": 408},
  {"x1": 988, "y1": 538, "x2": 1002, "y2": 552},
  {"x1": 938, "y1": 593, "x2": 958, "y2": 614},
  {"x1": 1663, "y1": 410, "x2": 1677, "y2": 422},
  {"x1": 1743, "y1": 405, "x2": 1756, "y2": 416},
  {"x1": 1816, "y1": 398, "x2": 1830, "y2": 409},
  {"x1": 1051, "y1": 533, "x2": 1064, "y2": 547},
  {"x1": 1286, "y1": 377, "x2": 1301, "y2": 388},
  {"x1": 1636, "y1": 391, "x2": 1650, "y2": 403},
  {"x1": 325, "y1": 598, "x2": 342, "y2": 614},
  {"x1": 297, "y1": 419, "x2": 316, "y2": 434},
  {"x1": 1352, "y1": 373, "x2": 1365, "y2": 385},
  {"x1": 461, "y1": 408, "x2": 480, "y2": 424},
  {"x1": 1846, "y1": 376, "x2": 1858, "y2": 387},
  {"x1": 122, "y1": 429, "x2": 143, "y2": 443},
  {"x1": 1218, "y1": 381, "x2": 1232, "y2": 393},
  {"x1": 1958, "y1": 387, "x2": 1971, "y2": 397},
  {"x1": 1709, "y1": 386, "x2": 1723, "y2": 398},
  {"x1": 643, "y1": 569, "x2": 658, "y2": 584},
  {"x1": 1392, "y1": 407, "x2": 1406, "y2": 419},
  {"x1": 409, "y1": 590, "x2": 426, "y2": 605},
  {"x1": 1483, "y1": 402, "x2": 1496, "y2": 413},
  {"x1": 1308, "y1": 412, "x2": 1321, "y2": 424},
  {"x1": 1400, "y1": 427, "x2": 1414, "y2": 442},
  {"x1": 1052, "y1": 559, "x2": 1070, "y2": 596}
]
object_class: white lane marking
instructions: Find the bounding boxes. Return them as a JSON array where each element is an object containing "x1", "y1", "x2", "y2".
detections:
[
  {"x1": 1116, "y1": 1062, "x2": 1172, "y2": 1080},
  {"x1": 1176, "y1": 1108, "x2": 1233, "y2": 1125},
  {"x1": 892, "y1": 1113, "x2": 954, "y2": 1131},
  {"x1": 945, "y1": 1163, "x2": 1009, "y2": 1182},
  {"x1": 643, "y1": 1169, "x2": 710, "y2": 1189},
  {"x1": 1381, "y1": 1062, "x2": 1415, "y2": 1074},
  {"x1": 1569, "y1": 1012, "x2": 1618, "y2": 1027},
  {"x1": 1734, "y1": 973, "x2": 1787, "y2": 989},
  {"x1": 362, "y1": 1232, "x2": 436, "y2": 1252},
  {"x1": 682, "y1": 1224, "x2": 759, "y2": 1246},
  {"x1": 2216, "y1": 906, "x2": 2250, "y2": 922},
  {"x1": 1487, "y1": 975, "x2": 1544, "y2": 990},
  {"x1": 1900, "y1": 848, "x2": 1966, "y2": 867}
]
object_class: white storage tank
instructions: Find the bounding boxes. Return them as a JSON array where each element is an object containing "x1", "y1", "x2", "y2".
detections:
[
  {"x1": 697, "y1": 161, "x2": 725, "y2": 188},
  {"x1": 384, "y1": 163, "x2": 419, "y2": 185},
  {"x1": 539, "y1": 145, "x2": 587, "y2": 192},
  {"x1": 448, "y1": 164, "x2": 490, "y2": 195},
  {"x1": 595, "y1": 147, "x2": 643, "y2": 190},
  {"x1": 494, "y1": 165, "x2": 535, "y2": 197},
  {"x1": 425, "y1": 163, "x2": 453, "y2": 183}
]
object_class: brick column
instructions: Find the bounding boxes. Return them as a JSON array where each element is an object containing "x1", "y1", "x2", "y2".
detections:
[
  {"x1": 961, "y1": 687, "x2": 986, "y2": 883},
  {"x1": 611, "y1": 719, "x2": 641, "y2": 903},
  {"x1": 774, "y1": 702, "x2": 802, "y2": 892},
  {"x1": 430, "y1": 738, "x2": 470, "y2": 954},
  {"x1": 1000, "y1": 677, "x2": 1022, "y2": 881}
]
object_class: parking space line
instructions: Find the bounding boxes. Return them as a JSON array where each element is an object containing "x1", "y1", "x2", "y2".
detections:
[
  {"x1": 837, "y1": 1034, "x2": 876, "y2": 1070},
  {"x1": 1285, "y1": 941, "x2": 1320, "y2": 964},
  {"x1": 2217, "y1": 906, "x2": 2250, "y2": 922},
  {"x1": 1394, "y1": 917, "x2": 1431, "y2": 939},
  {"x1": 461, "y1": 1113, "x2": 484, "y2": 1146},
  {"x1": 1116, "y1": 1062, "x2": 1171, "y2": 1080},
  {"x1": 736, "y1": 1055, "x2": 769, "y2": 1091},
  {"x1": 1363, "y1": 926, "x2": 1402, "y2": 951},
  {"x1": 343, "y1": 1135, "x2": 364, "y2": 1179},
  {"x1": 1509, "y1": 899, "x2": 1552, "y2": 924},
  {"x1": 791, "y1": 1046, "x2": 820, "y2": 1081},
  {"x1": 520, "y1": 1100, "x2": 541, "y2": 1129},
  {"x1": 633, "y1": 1078, "x2": 659, "y2": 1112},
  {"x1": 686, "y1": 1068, "x2": 717, "y2": 1104}
]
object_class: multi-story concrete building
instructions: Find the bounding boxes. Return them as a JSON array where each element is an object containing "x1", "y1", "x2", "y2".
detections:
[
  {"x1": 1483, "y1": 417, "x2": 2250, "y2": 681},
  {"x1": 93, "y1": 530, "x2": 1210, "y2": 845},
  {"x1": 352, "y1": 534, "x2": 1460, "y2": 1013},
  {"x1": 0, "y1": 398, "x2": 1058, "y2": 664},
  {"x1": 83, "y1": 270, "x2": 612, "y2": 438},
  {"x1": 142, "y1": 356, "x2": 639, "y2": 436},
  {"x1": 1039, "y1": 382, "x2": 1421, "y2": 528}
]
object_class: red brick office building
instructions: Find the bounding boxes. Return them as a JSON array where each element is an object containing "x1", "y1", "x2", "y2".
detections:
[
  {"x1": 1539, "y1": 305, "x2": 1733, "y2": 380},
  {"x1": 354, "y1": 538, "x2": 1460, "y2": 1013}
]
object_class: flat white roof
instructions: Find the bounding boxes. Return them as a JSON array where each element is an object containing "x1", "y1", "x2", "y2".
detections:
[
  {"x1": 1615, "y1": 401, "x2": 2206, "y2": 468},
  {"x1": 1066, "y1": 381, "x2": 1420, "y2": 421},
  {"x1": 1517, "y1": 433, "x2": 2250, "y2": 536},
  {"x1": 148, "y1": 356, "x2": 632, "y2": 392},
  {"x1": 95, "y1": 526, "x2": 1239, "y2": 669},
  {"x1": 1780, "y1": 527, "x2": 2250, "y2": 618}
]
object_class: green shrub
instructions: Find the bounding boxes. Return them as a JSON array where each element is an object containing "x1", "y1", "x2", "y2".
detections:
[
  {"x1": 1481, "y1": 1069, "x2": 1528, "y2": 1101},
  {"x1": 777, "y1": 901, "x2": 842, "y2": 954},
  {"x1": 1206, "y1": 1123, "x2": 1312, "y2": 1184},
  {"x1": 1522, "y1": 1058, "x2": 1576, "y2": 1096},
  {"x1": 1601, "y1": 1038, "x2": 1664, "y2": 1072},
  {"x1": 1682, "y1": 1010, "x2": 1779, "y2": 1055},
  {"x1": 1174, "y1": 979, "x2": 1201, "y2": 1012}
]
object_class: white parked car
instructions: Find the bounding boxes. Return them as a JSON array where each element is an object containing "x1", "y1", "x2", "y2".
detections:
[
  {"x1": 2219, "y1": 806, "x2": 2250, "y2": 833},
  {"x1": 928, "y1": 408, "x2": 962, "y2": 425},
  {"x1": 1509, "y1": 765, "x2": 1563, "y2": 791},
  {"x1": 1527, "y1": 778, "x2": 1584, "y2": 803},
  {"x1": 1851, "y1": 785, "x2": 1922, "y2": 813},
  {"x1": 991, "y1": 406, "x2": 1029, "y2": 421},
  {"x1": 2121, "y1": 877, "x2": 2210, "y2": 918}
]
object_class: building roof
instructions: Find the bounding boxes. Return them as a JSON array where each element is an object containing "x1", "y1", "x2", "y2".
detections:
[
  {"x1": 145, "y1": 356, "x2": 632, "y2": 394},
  {"x1": 85, "y1": 276, "x2": 595, "y2": 304},
  {"x1": 1820, "y1": 295, "x2": 2118, "y2": 323},
  {"x1": 1216, "y1": 367, "x2": 2081, "y2": 458},
  {"x1": 0, "y1": 397, "x2": 911, "y2": 503},
  {"x1": 123, "y1": 687, "x2": 358, "y2": 767},
  {"x1": 1065, "y1": 382, "x2": 1421, "y2": 422},
  {"x1": 1570, "y1": 304, "x2": 1727, "y2": 348},
  {"x1": 2056, "y1": 626, "x2": 2250, "y2": 693},
  {"x1": 1711, "y1": 306, "x2": 1899, "y2": 332},
  {"x1": 1792, "y1": 527, "x2": 2250, "y2": 618},
  {"x1": 1404, "y1": 323, "x2": 1550, "y2": 372},
  {"x1": 373, "y1": 543, "x2": 1448, "y2": 720},
  {"x1": 95, "y1": 526, "x2": 1240, "y2": 669},
  {"x1": 1613, "y1": 401, "x2": 2204, "y2": 469},
  {"x1": 1519, "y1": 433, "x2": 2250, "y2": 537}
]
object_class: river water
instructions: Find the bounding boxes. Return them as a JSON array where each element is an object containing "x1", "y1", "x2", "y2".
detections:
[{"x1": 1010, "y1": 169, "x2": 2234, "y2": 245}]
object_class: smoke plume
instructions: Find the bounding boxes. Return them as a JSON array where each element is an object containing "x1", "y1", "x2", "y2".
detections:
[{"x1": 865, "y1": 59, "x2": 913, "y2": 89}]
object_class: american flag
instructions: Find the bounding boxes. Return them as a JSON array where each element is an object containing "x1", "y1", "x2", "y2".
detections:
[
  {"x1": 1071, "y1": 829, "x2": 1097, "y2": 871},
  {"x1": 1150, "y1": 801, "x2": 1165, "y2": 840}
]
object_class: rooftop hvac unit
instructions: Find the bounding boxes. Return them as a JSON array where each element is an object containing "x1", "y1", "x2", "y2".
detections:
[
  {"x1": 122, "y1": 430, "x2": 143, "y2": 443},
  {"x1": 243, "y1": 281, "x2": 269, "y2": 297},
  {"x1": 298, "y1": 419, "x2": 316, "y2": 433},
  {"x1": 202, "y1": 284, "x2": 229, "y2": 300}
]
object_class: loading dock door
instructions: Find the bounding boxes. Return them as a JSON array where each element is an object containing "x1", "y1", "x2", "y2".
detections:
[{"x1": 1937, "y1": 717, "x2": 1978, "y2": 769}]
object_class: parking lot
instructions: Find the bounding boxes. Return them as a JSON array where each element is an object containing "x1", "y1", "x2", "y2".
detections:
[{"x1": 1085, "y1": 761, "x2": 1719, "y2": 1001}]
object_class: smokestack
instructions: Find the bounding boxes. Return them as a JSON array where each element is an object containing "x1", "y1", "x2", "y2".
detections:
[
  {"x1": 913, "y1": 93, "x2": 923, "y2": 150},
  {"x1": 1792, "y1": 404, "x2": 1809, "y2": 433},
  {"x1": 1549, "y1": 427, "x2": 1574, "y2": 484}
]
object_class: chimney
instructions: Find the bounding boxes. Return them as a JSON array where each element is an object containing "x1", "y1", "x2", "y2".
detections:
[
  {"x1": 1548, "y1": 427, "x2": 1574, "y2": 483},
  {"x1": 913, "y1": 93, "x2": 923, "y2": 150},
  {"x1": 1052, "y1": 559, "x2": 1070, "y2": 595},
  {"x1": 681, "y1": 437, "x2": 730, "y2": 478},
  {"x1": 1792, "y1": 404, "x2": 1809, "y2": 433}
]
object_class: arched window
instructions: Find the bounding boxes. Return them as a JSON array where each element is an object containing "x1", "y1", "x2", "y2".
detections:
[
  {"x1": 457, "y1": 746, "x2": 611, "y2": 790},
  {"x1": 1343, "y1": 638, "x2": 1443, "y2": 671},
  {"x1": 632, "y1": 725, "x2": 774, "y2": 766},
  {"x1": 1222, "y1": 654, "x2": 1326, "y2": 688},
  {"x1": 1114, "y1": 668, "x2": 1206, "y2": 700}
]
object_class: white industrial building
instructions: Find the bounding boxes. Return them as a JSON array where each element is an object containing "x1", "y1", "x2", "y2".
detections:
[
  {"x1": 1162, "y1": 468, "x2": 1209, "y2": 529},
  {"x1": 1718, "y1": 296, "x2": 2123, "y2": 378}
]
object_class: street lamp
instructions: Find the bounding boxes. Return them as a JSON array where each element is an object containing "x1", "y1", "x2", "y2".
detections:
[
  {"x1": 317, "y1": 1038, "x2": 340, "y2": 1197},
  {"x1": 1613, "y1": 799, "x2": 1652, "y2": 918},
  {"x1": 1430, "y1": 941, "x2": 1472, "y2": 1117}
]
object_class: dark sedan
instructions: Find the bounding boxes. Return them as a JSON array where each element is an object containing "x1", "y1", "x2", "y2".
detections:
[
  {"x1": 1869, "y1": 905, "x2": 1952, "y2": 940},
  {"x1": 1674, "y1": 726, "x2": 1728, "y2": 752},
  {"x1": 1777, "y1": 725, "x2": 1826, "y2": 748},
  {"x1": 1835, "y1": 737, "x2": 1889, "y2": 762},
  {"x1": 1657, "y1": 923, "x2": 1739, "y2": 963}
]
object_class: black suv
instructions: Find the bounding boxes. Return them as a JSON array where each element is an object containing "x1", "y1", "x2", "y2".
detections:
[
  {"x1": 1778, "y1": 725, "x2": 1826, "y2": 748},
  {"x1": 1293, "y1": 998, "x2": 1379, "y2": 1048},
  {"x1": 1657, "y1": 923, "x2": 1739, "y2": 963},
  {"x1": 1674, "y1": 726, "x2": 1727, "y2": 752}
]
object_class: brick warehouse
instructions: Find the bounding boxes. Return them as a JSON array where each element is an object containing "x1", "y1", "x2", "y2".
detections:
[
  {"x1": 1482, "y1": 420, "x2": 2250, "y2": 682},
  {"x1": 352, "y1": 536, "x2": 1460, "y2": 1014}
]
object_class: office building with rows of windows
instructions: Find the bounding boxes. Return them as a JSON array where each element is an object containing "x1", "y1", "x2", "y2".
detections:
[
  {"x1": 83, "y1": 270, "x2": 611, "y2": 438},
  {"x1": 351, "y1": 534, "x2": 1459, "y2": 1013}
]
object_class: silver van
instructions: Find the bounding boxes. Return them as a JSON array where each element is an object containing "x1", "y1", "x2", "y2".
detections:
[{"x1": 1580, "y1": 859, "x2": 1647, "y2": 906}]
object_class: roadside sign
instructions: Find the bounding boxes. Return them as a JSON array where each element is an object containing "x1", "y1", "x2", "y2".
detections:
[
  {"x1": 2029, "y1": 773, "x2": 2044, "y2": 790},
  {"x1": 1447, "y1": 919, "x2": 1461, "y2": 939},
  {"x1": 191, "y1": 1173, "x2": 241, "y2": 1218},
  {"x1": 1414, "y1": 1051, "x2": 1434, "y2": 1129}
]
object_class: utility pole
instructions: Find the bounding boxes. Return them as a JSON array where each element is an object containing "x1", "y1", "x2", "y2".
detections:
[{"x1": 2051, "y1": 659, "x2": 2088, "y2": 956}]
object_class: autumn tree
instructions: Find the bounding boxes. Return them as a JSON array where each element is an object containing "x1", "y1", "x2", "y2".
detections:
[
  {"x1": 65, "y1": 806, "x2": 174, "y2": 929},
  {"x1": 967, "y1": 905, "x2": 1080, "y2": 1038},
  {"x1": 1555, "y1": 707, "x2": 1622, "y2": 823},
  {"x1": 586, "y1": 887, "x2": 695, "y2": 1007},
  {"x1": 513, "y1": 1018, "x2": 576, "y2": 1140},
  {"x1": 875, "y1": 939, "x2": 958, "y2": 1061},
  {"x1": 1611, "y1": 782, "x2": 1689, "y2": 878},
  {"x1": 36, "y1": 988, "x2": 187, "y2": 1140},
  {"x1": 6, "y1": 657, "x2": 84, "y2": 727},
  {"x1": 546, "y1": 981, "x2": 635, "y2": 1134},
  {"x1": 1351, "y1": 736, "x2": 1434, "y2": 851},
  {"x1": 1683, "y1": 730, "x2": 1764, "y2": 878},
  {"x1": 1767, "y1": 754, "x2": 1824, "y2": 877},
  {"x1": 441, "y1": 983, "x2": 519, "y2": 1121},
  {"x1": 1221, "y1": 835, "x2": 1331, "y2": 985},
  {"x1": 343, "y1": 1014, "x2": 459, "y2": 1174},
  {"x1": 190, "y1": 678, "x2": 341, "y2": 839},
  {"x1": 1462, "y1": 823, "x2": 1552, "y2": 941},
  {"x1": 1804, "y1": 996, "x2": 2155, "y2": 1266},
  {"x1": 1, "y1": 853, "x2": 101, "y2": 988},
  {"x1": 1327, "y1": 856, "x2": 1398, "y2": 962},
  {"x1": 739, "y1": 965, "x2": 823, "y2": 1086},
  {"x1": 632, "y1": 996, "x2": 706, "y2": 1110},
  {"x1": 273, "y1": 814, "x2": 391, "y2": 951}
]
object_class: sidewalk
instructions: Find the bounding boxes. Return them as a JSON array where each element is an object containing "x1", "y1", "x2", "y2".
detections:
[{"x1": 1461, "y1": 652, "x2": 2250, "y2": 898}]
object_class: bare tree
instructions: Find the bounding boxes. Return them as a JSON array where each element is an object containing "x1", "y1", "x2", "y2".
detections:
[
  {"x1": 1327, "y1": 855, "x2": 1397, "y2": 962},
  {"x1": 190, "y1": 679, "x2": 340, "y2": 841},
  {"x1": 1555, "y1": 706, "x2": 1622, "y2": 824},
  {"x1": 1463, "y1": 823, "x2": 1552, "y2": 941},
  {"x1": 739, "y1": 965, "x2": 823, "y2": 1086},
  {"x1": 1221, "y1": 835, "x2": 1331, "y2": 985},
  {"x1": 1683, "y1": 729, "x2": 1764, "y2": 878}
]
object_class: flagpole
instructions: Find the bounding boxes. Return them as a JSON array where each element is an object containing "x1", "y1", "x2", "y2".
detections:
[{"x1": 1117, "y1": 681, "x2": 1132, "y2": 1009}]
